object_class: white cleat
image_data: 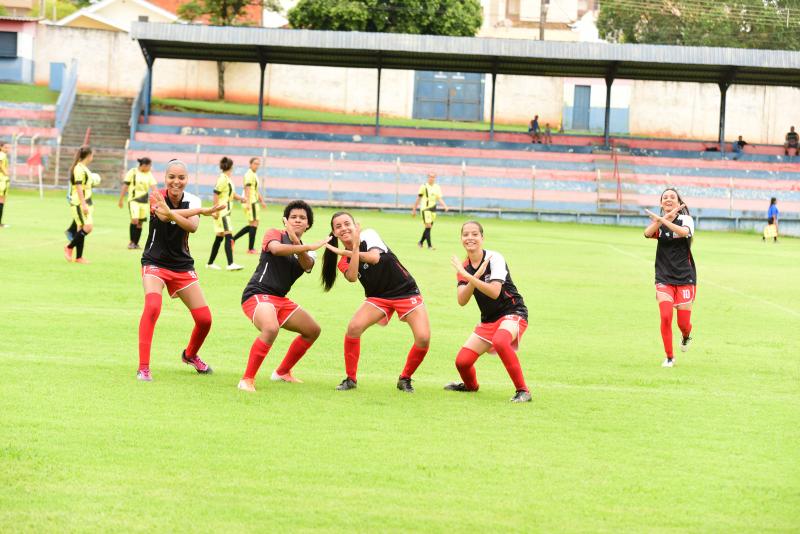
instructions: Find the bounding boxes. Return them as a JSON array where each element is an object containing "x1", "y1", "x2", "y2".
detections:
[
  {"x1": 271, "y1": 370, "x2": 303, "y2": 383},
  {"x1": 237, "y1": 379, "x2": 256, "y2": 392},
  {"x1": 206, "y1": 263, "x2": 221, "y2": 270},
  {"x1": 680, "y1": 336, "x2": 692, "y2": 353},
  {"x1": 226, "y1": 263, "x2": 243, "y2": 271},
  {"x1": 662, "y1": 358, "x2": 675, "y2": 368}
]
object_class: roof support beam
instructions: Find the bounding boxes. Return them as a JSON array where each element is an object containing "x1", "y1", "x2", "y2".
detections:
[
  {"x1": 257, "y1": 49, "x2": 267, "y2": 129},
  {"x1": 375, "y1": 56, "x2": 382, "y2": 136},
  {"x1": 718, "y1": 69, "x2": 736, "y2": 154},
  {"x1": 140, "y1": 44, "x2": 154, "y2": 124},
  {"x1": 489, "y1": 67, "x2": 497, "y2": 142},
  {"x1": 603, "y1": 63, "x2": 618, "y2": 148}
]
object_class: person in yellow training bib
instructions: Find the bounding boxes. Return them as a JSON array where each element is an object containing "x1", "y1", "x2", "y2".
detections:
[
  {"x1": 207, "y1": 156, "x2": 246, "y2": 271},
  {"x1": 232, "y1": 156, "x2": 267, "y2": 254},
  {"x1": 412, "y1": 172, "x2": 448, "y2": 249},
  {"x1": 0, "y1": 141, "x2": 9, "y2": 228},
  {"x1": 64, "y1": 146, "x2": 96, "y2": 264},
  {"x1": 118, "y1": 157, "x2": 156, "y2": 249}
]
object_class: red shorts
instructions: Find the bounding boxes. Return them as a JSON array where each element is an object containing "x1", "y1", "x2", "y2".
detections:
[
  {"x1": 655, "y1": 283, "x2": 696, "y2": 307},
  {"x1": 473, "y1": 314, "x2": 528, "y2": 354},
  {"x1": 142, "y1": 265, "x2": 199, "y2": 298},
  {"x1": 242, "y1": 294, "x2": 300, "y2": 326},
  {"x1": 365, "y1": 295, "x2": 424, "y2": 326}
]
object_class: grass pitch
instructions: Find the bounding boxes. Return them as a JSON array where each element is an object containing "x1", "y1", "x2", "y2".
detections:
[{"x1": 1, "y1": 190, "x2": 798, "y2": 532}]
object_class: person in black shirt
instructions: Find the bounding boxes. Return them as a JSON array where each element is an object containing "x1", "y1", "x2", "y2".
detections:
[
  {"x1": 321, "y1": 211, "x2": 429, "y2": 393},
  {"x1": 237, "y1": 201, "x2": 331, "y2": 393},
  {"x1": 784, "y1": 126, "x2": 798, "y2": 156},
  {"x1": 136, "y1": 159, "x2": 224, "y2": 382},
  {"x1": 445, "y1": 221, "x2": 532, "y2": 403},
  {"x1": 644, "y1": 188, "x2": 696, "y2": 368}
]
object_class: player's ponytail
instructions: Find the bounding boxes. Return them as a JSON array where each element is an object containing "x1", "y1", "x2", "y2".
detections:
[
  {"x1": 219, "y1": 157, "x2": 233, "y2": 172},
  {"x1": 137, "y1": 157, "x2": 152, "y2": 167},
  {"x1": 69, "y1": 145, "x2": 93, "y2": 182}
]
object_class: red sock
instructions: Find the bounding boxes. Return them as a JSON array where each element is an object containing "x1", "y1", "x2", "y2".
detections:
[
  {"x1": 275, "y1": 336, "x2": 313, "y2": 376},
  {"x1": 659, "y1": 301, "x2": 674, "y2": 358},
  {"x1": 344, "y1": 336, "x2": 360, "y2": 381},
  {"x1": 400, "y1": 344, "x2": 428, "y2": 379},
  {"x1": 138, "y1": 293, "x2": 162, "y2": 370},
  {"x1": 492, "y1": 329, "x2": 528, "y2": 392},
  {"x1": 185, "y1": 306, "x2": 212, "y2": 358},
  {"x1": 677, "y1": 309, "x2": 692, "y2": 338},
  {"x1": 455, "y1": 347, "x2": 480, "y2": 391},
  {"x1": 243, "y1": 338, "x2": 272, "y2": 380}
]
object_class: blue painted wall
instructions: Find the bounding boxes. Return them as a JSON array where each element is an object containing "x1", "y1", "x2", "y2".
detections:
[
  {"x1": 562, "y1": 106, "x2": 629, "y2": 134},
  {"x1": 0, "y1": 57, "x2": 33, "y2": 83}
]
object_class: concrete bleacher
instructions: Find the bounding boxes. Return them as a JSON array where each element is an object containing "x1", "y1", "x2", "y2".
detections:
[
  {"x1": 127, "y1": 111, "x2": 800, "y2": 219},
  {"x1": 0, "y1": 101, "x2": 57, "y2": 180}
]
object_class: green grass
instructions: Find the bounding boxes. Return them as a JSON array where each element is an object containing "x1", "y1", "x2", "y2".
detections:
[
  {"x1": 0, "y1": 83, "x2": 59, "y2": 105},
  {"x1": 1, "y1": 189, "x2": 799, "y2": 531},
  {"x1": 154, "y1": 97, "x2": 531, "y2": 132}
]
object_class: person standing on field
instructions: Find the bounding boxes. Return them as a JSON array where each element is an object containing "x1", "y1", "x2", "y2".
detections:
[
  {"x1": 232, "y1": 157, "x2": 267, "y2": 254},
  {"x1": 412, "y1": 172, "x2": 448, "y2": 250},
  {"x1": 0, "y1": 141, "x2": 10, "y2": 228},
  {"x1": 644, "y1": 188, "x2": 696, "y2": 368},
  {"x1": 63, "y1": 146, "x2": 96, "y2": 264},
  {"x1": 445, "y1": 221, "x2": 532, "y2": 403},
  {"x1": 207, "y1": 157, "x2": 246, "y2": 271},
  {"x1": 136, "y1": 159, "x2": 224, "y2": 382},
  {"x1": 118, "y1": 157, "x2": 156, "y2": 249}
]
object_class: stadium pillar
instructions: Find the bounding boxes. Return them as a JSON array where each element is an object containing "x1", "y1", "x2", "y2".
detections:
[
  {"x1": 143, "y1": 57, "x2": 153, "y2": 123},
  {"x1": 718, "y1": 82, "x2": 730, "y2": 154},
  {"x1": 489, "y1": 71, "x2": 497, "y2": 142},
  {"x1": 257, "y1": 61, "x2": 266, "y2": 129},
  {"x1": 375, "y1": 66, "x2": 382, "y2": 136},
  {"x1": 603, "y1": 75, "x2": 614, "y2": 148}
]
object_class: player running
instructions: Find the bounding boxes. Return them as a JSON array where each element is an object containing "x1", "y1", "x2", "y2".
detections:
[
  {"x1": 445, "y1": 221, "x2": 532, "y2": 403},
  {"x1": 0, "y1": 141, "x2": 10, "y2": 228},
  {"x1": 644, "y1": 188, "x2": 696, "y2": 368},
  {"x1": 412, "y1": 172, "x2": 448, "y2": 249},
  {"x1": 232, "y1": 157, "x2": 267, "y2": 255},
  {"x1": 118, "y1": 157, "x2": 156, "y2": 249},
  {"x1": 63, "y1": 146, "x2": 97, "y2": 264},
  {"x1": 136, "y1": 159, "x2": 224, "y2": 382},
  {"x1": 207, "y1": 157, "x2": 246, "y2": 271},
  {"x1": 321, "y1": 211, "x2": 430, "y2": 393},
  {"x1": 238, "y1": 200, "x2": 331, "y2": 392}
]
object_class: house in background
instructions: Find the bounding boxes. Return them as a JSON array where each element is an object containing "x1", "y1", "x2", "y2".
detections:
[
  {"x1": 0, "y1": 0, "x2": 34, "y2": 17},
  {"x1": 52, "y1": 0, "x2": 178, "y2": 32},
  {"x1": 0, "y1": 16, "x2": 37, "y2": 83}
]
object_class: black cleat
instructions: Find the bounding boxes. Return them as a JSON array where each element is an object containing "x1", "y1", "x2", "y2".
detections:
[
  {"x1": 444, "y1": 381, "x2": 471, "y2": 392},
  {"x1": 396, "y1": 377, "x2": 414, "y2": 393},
  {"x1": 680, "y1": 335, "x2": 692, "y2": 352},
  {"x1": 336, "y1": 377, "x2": 357, "y2": 391},
  {"x1": 510, "y1": 389, "x2": 532, "y2": 403}
]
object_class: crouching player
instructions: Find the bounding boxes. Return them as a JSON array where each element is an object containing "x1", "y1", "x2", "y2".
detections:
[
  {"x1": 136, "y1": 159, "x2": 224, "y2": 381},
  {"x1": 238, "y1": 201, "x2": 331, "y2": 392}
]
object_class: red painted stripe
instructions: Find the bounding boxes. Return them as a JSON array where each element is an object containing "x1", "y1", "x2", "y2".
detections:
[
  {"x1": 0, "y1": 126, "x2": 58, "y2": 138},
  {"x1": 0, "y1": 108, "x2": 55, "y2": 120}
]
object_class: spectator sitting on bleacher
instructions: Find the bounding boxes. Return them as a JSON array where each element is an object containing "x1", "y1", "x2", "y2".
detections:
[
  {"x1": 732, "y1": 135, "x2": 748, "y2": 158},
  {"x1": 785, "y1": 126, "x2": 799, "y2": 156},
  {"x1": 543, "y1": 123, "x2": 553, "y2": 145},
  {"x1": 528, "y1": 115, "x2": 541, "y2": 144}
]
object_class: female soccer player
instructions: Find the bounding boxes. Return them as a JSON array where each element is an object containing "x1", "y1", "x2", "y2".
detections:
[
  {"x1": 411, "y1": 172, "x2": 448, "y2": 249},
  {"x1": 232, "y1": 157, "x2": 267, "y2": 254},
  {"x1": 118, "y1": 157, "x2": 156, "y2": 249},
  {"x1": 238, "y1": 200, "x2": 331, "y2": 392},
  {"x1": 207, "y1": 157, "x2": 246, "y2": 271},
  {"x1": 136, "y1": 159, "x2": 224, "y2": 381},
  {"x1": 445, "y1": 221, "x2": 532, "y2": 403},
  {"x1": 321, "y1": 212, "x2": 430, "y2": 393},
  {"x1": 63, "y1": 146, "x2": 95, "y2": 264},
  {"x1": 0, "y1": 141, "x2": 10, "y2": 228},
  {"x1": 644, "y1": 188, "x2": 696, "y2": 368}
]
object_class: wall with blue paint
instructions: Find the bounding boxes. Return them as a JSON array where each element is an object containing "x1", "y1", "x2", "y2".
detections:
[
  {"x1": 0, "y1": 57, "x2": 33, "y2": 83},
  {"x1": 561, "y1": 106, "x2": 629, "y2": 134}
]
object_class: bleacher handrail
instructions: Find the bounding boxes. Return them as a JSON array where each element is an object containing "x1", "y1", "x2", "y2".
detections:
[
  {"x1": 129, "y1": 74, "x2": 148, "y2": 142},
  {"x1": 54, "y1": 59, "x2": 79, "y2": 134}
]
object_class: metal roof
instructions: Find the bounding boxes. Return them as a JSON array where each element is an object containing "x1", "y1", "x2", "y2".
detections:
[{"x1": 131, "y1": 22, "x2": 800, "y2": 87}]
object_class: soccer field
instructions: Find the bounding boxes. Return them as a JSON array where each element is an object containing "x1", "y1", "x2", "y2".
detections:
[{"x1": 1, "y1": 190, "x2": 798, "y2": 531}]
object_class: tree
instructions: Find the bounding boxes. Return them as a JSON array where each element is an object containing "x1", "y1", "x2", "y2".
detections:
[
  {"x1": 178, "y1": 0, "x2": 281, "y2": 99},
  {"x1": 597, "y1": 0, "x2": 800, "y2": 50},
  {"x1": 29, "y1": 0, "x2": 78, "y2": 20},
  {"x1": 287, "y1": 0, "x2": 483, "y2": 37}
]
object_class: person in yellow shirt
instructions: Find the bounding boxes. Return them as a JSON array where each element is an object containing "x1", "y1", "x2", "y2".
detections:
[
  {"x1": 0, "y1": 141, "x2": 9, "y2": 228},
  {"x1": 411, "y1": 172, "x2": 448, "y2": 249},
  {"x1": 118, "y1": 157, "x2": 156, "y2": 249},
  {"x1": 207, "y1": 156, "x2": 246, "y2": 271},
  {"x1": 232, "y1": 156, "x2": 267, "y2": 254},
  {"x1": 64, "y1": 146, "x2": 95, "y2": 264}
]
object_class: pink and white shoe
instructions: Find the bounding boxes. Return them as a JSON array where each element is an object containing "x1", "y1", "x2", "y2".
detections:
[
  {"x1": 237, "y1": 378, "x2": 256, "y2": 392},
  {"x1": 64, "y1": 245, "x2": 73, "y2": 262},
  {"x1": 271, "y1": 370, "x2": 303, "y2": 383},
  {"x1": 182, "y1": 350, "x2": 213, "y2": 374},
  {"x1": 247, "y1": 249, "x2": 259, "y2": 255},
  {"x1": 137, "y1": 368, "x2": 153, "y2": 381}
]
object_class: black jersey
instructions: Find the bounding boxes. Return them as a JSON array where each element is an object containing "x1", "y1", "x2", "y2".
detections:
[
  {"x1": 141, "y1": 190, "x2": 201, "y2": 272},
  {"x1": 242, "y1": 229, "x2": 314, "y2": 302},
  {"x1": 337, "y1": 229, "x2": 419, "y2": 299},
  {"x1": 457, "y1": 249, "x2": 528, "y2": 323},
  {"x1": 652, "y1": 214, "x2": 696, "y2": 285}
]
